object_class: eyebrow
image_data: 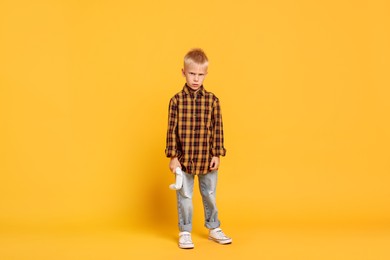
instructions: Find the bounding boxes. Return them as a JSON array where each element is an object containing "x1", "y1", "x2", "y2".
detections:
[{"x1": 188, "y1": 72, "x2": 205, "y2": 75}]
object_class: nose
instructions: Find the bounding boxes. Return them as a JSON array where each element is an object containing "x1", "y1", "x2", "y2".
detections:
[{"x1": 194, "y1": 75, "x2": 199, "y2": 81}]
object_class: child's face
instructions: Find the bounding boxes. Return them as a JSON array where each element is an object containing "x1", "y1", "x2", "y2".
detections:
[{"x1": 182, "y1": 62, "x2": 208, "y2": 91}]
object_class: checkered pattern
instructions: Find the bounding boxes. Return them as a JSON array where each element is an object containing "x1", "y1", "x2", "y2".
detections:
[{"x1": 165, "y1": 85, "x2": 226, "y2": 175}]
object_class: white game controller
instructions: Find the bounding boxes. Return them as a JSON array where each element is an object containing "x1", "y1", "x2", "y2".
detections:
[{"x1": 169, "y1": 167, "x2": 183, "y2": 190}]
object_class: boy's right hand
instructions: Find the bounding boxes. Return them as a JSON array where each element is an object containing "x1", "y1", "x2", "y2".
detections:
[{"x1": 169, "y1": 157, "x2": 181, "y2": 173}]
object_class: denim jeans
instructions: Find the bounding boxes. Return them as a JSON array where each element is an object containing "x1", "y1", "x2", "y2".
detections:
[{"x1": 176, "y1": 170, "x2": 220, "y2": 232}]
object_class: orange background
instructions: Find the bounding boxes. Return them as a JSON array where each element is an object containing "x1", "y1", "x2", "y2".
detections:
[{"x1": 1, "y1": 0, "x2": 389, "y2": 259}]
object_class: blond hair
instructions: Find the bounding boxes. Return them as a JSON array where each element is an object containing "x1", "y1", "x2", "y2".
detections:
[{"x1": 184, "y1": 48, "x2": 209, "y2": 67}]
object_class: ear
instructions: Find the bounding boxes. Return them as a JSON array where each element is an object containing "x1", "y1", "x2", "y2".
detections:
[{"x1": 181, "y1": 68, "x2": 185, "y2": 77}]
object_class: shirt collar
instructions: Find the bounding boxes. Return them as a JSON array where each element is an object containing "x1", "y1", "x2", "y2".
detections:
[{"x1": 183, "y1": 84, "x2": 205, "y2": 96}]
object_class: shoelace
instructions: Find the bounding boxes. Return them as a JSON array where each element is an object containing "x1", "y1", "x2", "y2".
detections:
[
  {"x1": 213, "y1": 230, "x2": 228, "y2": 239},
  {"x1": 181, "y1": 234, "x2": 192, "y2": 243}
]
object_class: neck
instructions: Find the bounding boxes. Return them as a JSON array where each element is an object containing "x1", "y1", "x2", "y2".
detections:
[{"x1": 186, "y1": 84, "x2": 201, "y2": 93}]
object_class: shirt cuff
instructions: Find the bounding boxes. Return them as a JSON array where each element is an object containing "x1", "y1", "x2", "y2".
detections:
[
  {"x1": 211, "y1": 147, "x2": 226, "y2": 157},
  {"x1": 165, "y1": 149, "x2": 180, "y2": 158}
]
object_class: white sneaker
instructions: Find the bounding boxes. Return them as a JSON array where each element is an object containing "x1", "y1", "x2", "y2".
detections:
[
  {"x1": 208, "y1": 228, "x2": 232, "y2": 244},
  {"x1": 179, "y1": 231, "x2": 194, "y2": 249}
]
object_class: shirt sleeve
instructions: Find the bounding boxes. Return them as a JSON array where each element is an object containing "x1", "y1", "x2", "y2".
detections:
[
  {"x1": 211, "y1": 98, "x2": 227, "y2": 157},
  {"x1": 165, "y1": 97, "x2": 180, "y2": 158}
]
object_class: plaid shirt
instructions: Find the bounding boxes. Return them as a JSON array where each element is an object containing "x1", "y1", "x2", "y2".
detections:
[{"x1": 165, "y1": 84, "x2": 226, "y2": 175}]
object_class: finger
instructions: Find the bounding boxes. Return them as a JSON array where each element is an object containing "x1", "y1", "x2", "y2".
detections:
[
  {"x1": 212, "y1": 161, "x2": 219, "y2": 170},
  {"x1": 209, "y1": 161, "x2": 215, "y2": 168}
]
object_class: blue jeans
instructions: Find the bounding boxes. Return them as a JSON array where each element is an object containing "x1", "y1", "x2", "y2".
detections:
[{"x1": 176, "y1": 170, "x2": 221, "y2": 232}]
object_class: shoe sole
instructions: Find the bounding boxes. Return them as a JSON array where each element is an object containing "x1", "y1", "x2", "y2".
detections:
[
  {"x1": 208, "y1": 237, "x2": 232, "y2": 244},
  {"x1": 179, "y1": 244, "x2": 194, "y2": 249}
]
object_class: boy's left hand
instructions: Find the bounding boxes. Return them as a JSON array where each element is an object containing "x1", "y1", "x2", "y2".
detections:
[{"x1": 209, "y1": 156, "x2": 220, "y2": 171}]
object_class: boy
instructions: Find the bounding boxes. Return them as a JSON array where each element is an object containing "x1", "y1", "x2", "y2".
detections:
[{"x1": 165, "y1": 48, "x2": 232, "y2": 249}]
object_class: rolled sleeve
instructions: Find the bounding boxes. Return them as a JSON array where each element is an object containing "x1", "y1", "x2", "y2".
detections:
[
  {"x1": 165, "y1": 98, "x2": 179, "y2": 158},
  {"x1": 211, "y1": 98, "x2": 226, "y2": 157}
]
